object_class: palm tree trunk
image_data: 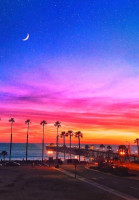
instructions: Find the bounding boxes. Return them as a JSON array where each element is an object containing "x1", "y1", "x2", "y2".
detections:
[
  {"x1": 26, "y1": 124, "x2": 29, "y2": 161},
  {"x1": 9, "y1": 122, "x2": 13, "y2": 161},
  {"x1": 64, "y1": 136, "x2": 65, "y2": 161},
  {"x1": 42, "y1": 124, "x2": 44, "y2": 162},
  {"x1": 56, "y1": 127, "x2": 59, "y2": 160},
  {"x1": 137, "y1": 140, "x2": 139, "y2": 156},
  {"x1": 70, "y1": 135, "x2": 71, "y2": 159},
  {"x1": 78, "y1": 136, "x2": 80, "y2": 162}
]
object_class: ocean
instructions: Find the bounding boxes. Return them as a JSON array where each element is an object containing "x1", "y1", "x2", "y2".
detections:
[{"x1": 0, "y1": 143, "x2": 137, "y2": 161}]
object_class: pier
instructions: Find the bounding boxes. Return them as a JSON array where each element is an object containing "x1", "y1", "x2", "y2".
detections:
[
  {"x1": 46, "y1": 145, "x2": 119, "y2": 160},
  {"x1": 46, "y1": 145, "x2": 139, "y2": 161}
]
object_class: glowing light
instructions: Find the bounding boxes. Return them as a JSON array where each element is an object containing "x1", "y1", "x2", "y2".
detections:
[
  {"x1": 119, "y1": 151, "x2": 126, "y2": 156},
  {"x1": 47, "y1": 150, "x2": 53, "y2": 155}
]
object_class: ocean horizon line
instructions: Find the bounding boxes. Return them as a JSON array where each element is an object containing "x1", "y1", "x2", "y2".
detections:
[{"x1": 0, "y1": 142, "x2": 136, "y2": 146}]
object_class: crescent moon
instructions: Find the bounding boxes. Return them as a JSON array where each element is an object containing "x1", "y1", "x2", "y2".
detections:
[{"x1": 22, "y1": 33, "x2": 29, "y2": 41}]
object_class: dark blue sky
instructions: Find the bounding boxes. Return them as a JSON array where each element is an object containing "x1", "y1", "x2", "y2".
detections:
[
  {"x1": 1, "y1": 0, "x2": 139, "y2": 96},
  {"x1": 0, "y1": 0, "x2": 139, "y2": 62}
]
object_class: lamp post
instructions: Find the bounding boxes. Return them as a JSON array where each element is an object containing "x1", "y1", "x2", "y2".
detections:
[
  {"x1": 125, "y1": 141, "x2": 131, "y2": 162},
  {"x1": 74, "y1": 155, "x2": 78, "y2": 178},
  {"x1": 119, "y1": 150, "x2": 126, "y2": 164},
  {"x1": 47, "y1": 150, "x2": 53, "y2": 167}
]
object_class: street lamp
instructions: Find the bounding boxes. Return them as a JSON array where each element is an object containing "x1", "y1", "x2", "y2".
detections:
[
  {"x1": 47, "y1": 150, "x2": 54, "y2": 167},
  {"x1": 119, "y1": 150, "x2": 126, "y2": 164},
  {"x1": 74, "y1": 155, "x2": 78, "y2": 178},
  {"x1": 47, "y1": 150, "x2": 53, "y2": 155}
]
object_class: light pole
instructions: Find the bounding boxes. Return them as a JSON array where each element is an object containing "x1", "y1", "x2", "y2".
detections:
[
  {"x1": 126, "y1": 141, "x2": 131, "y2": 162},
  {"x1": 47, "y1": 150, "x2": 53, "y2": 167},
  {"x1": 74, "y1": 155, "x2": 78, "y2": 178},
  {"x1": 119, "y1": 150, "x2": 126, "y2": 165}
]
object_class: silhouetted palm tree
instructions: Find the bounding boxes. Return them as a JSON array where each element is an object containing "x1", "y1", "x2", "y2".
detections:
[
  {"x1": 75, "y1": 131, "x2": 83, "y2": 162},
  {"x1": 60, "y1": 131, "x2": 66, "y2": 147},
  {"x1": 106, "y1": 146, "x2": 113, "y2": 160},
  {"x1": 118, "y1": 145, "x2": 127, "y2": 151},
  {"x1": 54, "y1": 121, "x2": 61, "y2": 160},
  {"x1": 100, "y1": 144, "x2": 105, "y2": 151},
  {"x1": 9, "y1": 118, "x2": 15, "y2": 161},
  {"x1": 40, "y1": 120, "x2": 47, "y2": 162},
  {"x1": 134, "y1": 138, "x2": 139, "y2": 156},
  {"x1": 60, "y1": 131, "x2": 68, "y2": 161},
  {"x1": 25, "y1": 119, "x2": 31, "y2": 161},
  {"x1": 0, "y1": 150, "x2": 8, "y2": 161},
  {"x1": 107, "y1": 145, "x2": 112, "y2": 151},
  {"x1": 118, "y1": 145, "x2": 128, "y2": 161},
  {"x1": 67, "y1": 130, "x2": 73, "y2": 159},
  {"x1": 118, "y1": 145, "x2": 127, "y2": 155}
]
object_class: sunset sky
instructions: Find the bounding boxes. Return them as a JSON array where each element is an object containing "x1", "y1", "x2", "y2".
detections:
[{"x1": 0, "y1": 0, "x2": 139, "y2": 144}]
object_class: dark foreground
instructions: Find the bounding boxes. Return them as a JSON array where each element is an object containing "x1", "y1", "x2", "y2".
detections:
[{"x1": 0, "y1": 166, "x2": 123, "y2": 200}]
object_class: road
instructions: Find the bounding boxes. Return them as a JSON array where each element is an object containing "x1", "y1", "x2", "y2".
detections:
[{"x1": 59, "y1": 165, "x2": 139, "y2": 200}]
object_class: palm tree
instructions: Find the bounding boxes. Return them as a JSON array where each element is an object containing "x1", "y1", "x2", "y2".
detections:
[
  {"x1": 118, "y1": 145, "x2": 127, "y2": 152},
  {"x1": 60, "y1": 131, "x2": 66, "y2": 147},
  {"x1": 67, "y1": 130, "x2": 73, "y2": 159},
  {"x1": 0, "y1": 151, "x2": 8, "y2": 161},
  {"x1": 75, "y1": 131, "x2": 83, "y2": 162},
  {"x1": 25, "y1": 119, "x2": 31, "y2": 161},
  {"x1": 134, "y1": 138, "x2": 139, "y2": 156},
  {"x1": 100, "y1": 144, "x2": 105, "y2": 151},
  {"x1": 54, "y1": 121, "x2": 61, "y2": 160},
  {"x1": 60, "y1": 131, "x2": 68, "y2": 161},
  {"x1": 106, "y1": 145, "x2": 113, "y2": 160},
  {"x1": 40, "y1": 120, "x2": 47, "y2": 162},
  {"x1": 9, "y1": 118, "x2": 15, "y2": 161},
  {"x1": 118, "y1": 145, "x2": 127, "y2": 155},
  {"x1": 107, "y1": 145, "x2": 112, "y2": 151},
  {"x1": 118, "y1": 145, "x2": 128, "y2": 161}
]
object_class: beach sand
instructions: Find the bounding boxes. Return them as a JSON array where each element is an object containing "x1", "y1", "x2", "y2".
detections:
[{"x1": 0, "y1": 165, "x2": 122, "y2": 200}]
